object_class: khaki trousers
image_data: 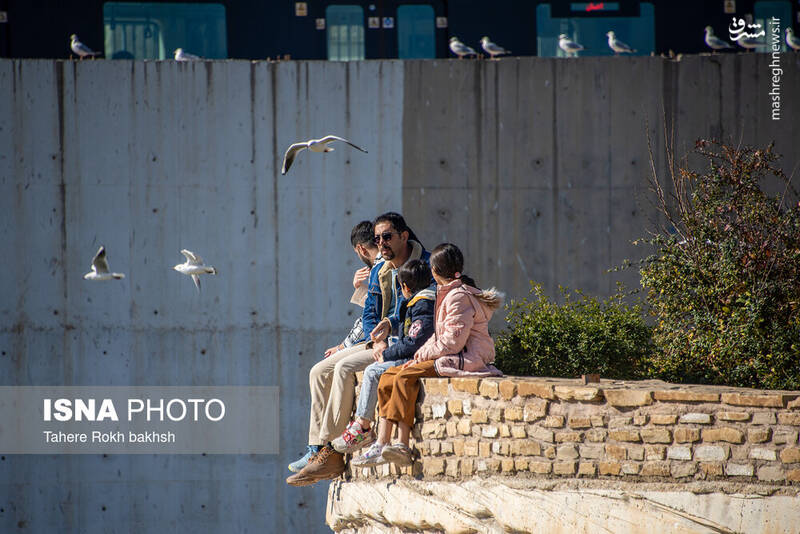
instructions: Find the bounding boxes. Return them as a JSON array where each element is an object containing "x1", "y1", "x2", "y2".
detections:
[
  {"x1": 308, "y1": 343, "x2": 375, "y2": 445},
  {"x1": 377, "y1": 360, "x2": 438, "y2": 428}
]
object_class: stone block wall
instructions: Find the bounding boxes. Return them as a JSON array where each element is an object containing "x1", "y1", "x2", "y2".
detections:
[{"x1": 345, "y1": 377, "x2": 800, "y2": 485}]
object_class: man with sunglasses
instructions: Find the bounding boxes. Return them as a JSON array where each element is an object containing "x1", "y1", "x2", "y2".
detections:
[{"x1": 287, "y1": 212, "x2": 430, "y2": 487}]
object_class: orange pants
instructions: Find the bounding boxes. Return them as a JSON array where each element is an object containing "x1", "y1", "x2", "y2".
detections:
[{"x1": 378, "y1": 360, "x2": 438, "y2": 427}]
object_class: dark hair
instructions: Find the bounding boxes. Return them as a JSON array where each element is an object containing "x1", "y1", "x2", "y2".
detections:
[
  {"x1": 374, "y1": 211, "x2": 423, "y2": 247},
  {"x1": 397, "y1": 259, "x2": 433, "y2": 294},
  {"x1": 430, "y1": 243, "x2": 478, "y2": 288},
  {"x1": 350, "y1": 220, "x2": 375, "y2": 248}
]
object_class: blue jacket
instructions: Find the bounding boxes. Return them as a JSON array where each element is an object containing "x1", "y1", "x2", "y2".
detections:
[
  {"x1": 382, "y1": 287, "x2": 436, "y2": 362},
  {"x1": 362, "y1": 240, "x2": 432, "y2": 338}
]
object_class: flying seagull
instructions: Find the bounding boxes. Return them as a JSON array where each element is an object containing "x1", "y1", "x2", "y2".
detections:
[
  {"x1": 281, "y1": 136, "x2": 368, "y2": 175},
  {"x1": 70, "y1": 35, "x2": 100, "y2": 59},
  {"x1": 449, "y1": 37, "x2": 477, "y2": 58},
  {"x1": 480, "y1": 37, "x2": 510, "y2": 59},
  {"x1": 173, "y1": 249, "x2": 217, "y2": 292},
  {"x1": 704, "y1": 26, "x2": 733, "y2": 51},
  {"x1": 558, "y1": 34, "x2": 585, "y2": 57},
  {"x1": 84, "y1": 246, "x2": 125, "y2": 281},
  {"x1": 174, "y1": 48, "x2": 202, "y2": 61},
  {"x1": 606, "y1": 31, "x2": 636, "y2": 55},
  {"x1": 786, "y1": 28, "x2": 800, "y2": 52}
]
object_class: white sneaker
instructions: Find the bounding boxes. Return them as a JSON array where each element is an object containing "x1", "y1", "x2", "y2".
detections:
[{"x1": 351, "y1": 442, "x2": 388, "y2": 467}]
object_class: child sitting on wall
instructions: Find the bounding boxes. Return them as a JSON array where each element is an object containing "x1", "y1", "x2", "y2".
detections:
[
  {"x1": 332, "y1": 259, "x2": 436, "y2": 459},
  {"x1": 363, "y1": 243, "x2": 504, "y2": 467}
]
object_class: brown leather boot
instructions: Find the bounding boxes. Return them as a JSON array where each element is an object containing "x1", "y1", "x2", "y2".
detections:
[{"x1": 286, "y1": 445, "x2": 345, "y2": 486}]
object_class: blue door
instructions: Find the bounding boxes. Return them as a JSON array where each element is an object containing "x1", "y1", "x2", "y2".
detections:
[{"x1": 397, "y1": 5, "x2": 435, "y2": 59}]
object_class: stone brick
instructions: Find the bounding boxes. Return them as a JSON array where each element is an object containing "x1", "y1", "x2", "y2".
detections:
[
  {"x1": 499, "y1": 424, "x2": 511, "y2": 438},
  {"x1": 627, "y1": 446, "x2": 645, "y2": 461},
  {"x1": 579, "y1": 444, "x2": 604, "y2": 459},
  {"x1": 752, "y1": 412, "x2": 777, "y2": 425},
  {"x1": 749, "y1": 448, "x2": 777, "y2": 461},
  {"x1": 554, "y1": 386, "x2": 603, "y2": 402},
  {"x1": 491, "y1": 441, "x2": 509, "y2": 456},
  {"x1": 555, "y1": 431, "x2": 583, "y2": 443},
  {"x1": 672, "y1": 462, "x2": 697, "y2": 478},
  {"x1": 460, "y1": 458, "x2": 475, "y2": 476},
  {"x1": 641, "y1": 429, "x2": 672, "y2": 444},
  {"x1": 446, "y1": 420, "x2": 458, "y2": 437},
  {"x1": 481, "y1": 425, "x2": 499, "y2": 438},
  {"x1": 457, "y1": 419, "x2": 472, "y2": 436},
  {"x1": 504, "y1": 406, "x2": 523, "y2": 422},
  {"x1": 699, "y1": 462, "x2": 724, "y2": 476},
  {"x1": 479, "y1": 380, "x2": 499, "y2": 399},
  {"x1": 501, "y1": 458, "x2": 515, "y2": 472},
  {"x1": 679, "y1": 413, "x2": 712, "y2": 424},
  {"x1": 578, "y1": 462, "x2": 596, "y2": 476},
  {"x1": 605, "y1": 444, "x2": 626, "y2": 460},
  {"x1": 523, "y1": 400, "x2": 549, "y2": 421},
  {"x1": 702, "y1": 428, "x2": 745, "y2": 444},
  {"x1": 471, "y1": 410, "x2": 488, "y2": 424},
  {"x1": 453, "y1": 439, "x2": 465, "y2": 456},
  {"x1": 622, "y1": 462, "x2": 640, "y2": 475},
  {"x1": 440, "y1": 442, "x2": 454, "y2": 455},
  {"x1": 511, "y1": 441, "x2": 542, "y2": 456},
  {"x1": 483, "y1": 459, "x2": 501, "y2": 472},
  {"x1": 774, "y1": 430, "x2": 798, "y2": 445},
  {"x1": 529, "y1": 461, "x2": 552, "y2": 474},
  {"x1": 757, "y1": 465, "x2": 785, "y2": 482},
  {"x1": 553, "y1": 461, "x2": 577, "y2": 475},
  {"x1": 716, "y1": 411, "x2": 751, "y2": 422},
  {"x1": 609, "y1": 430, "x2": 641, "y2": 442},
  {"x1": 452, "y1": 378, "x2": 480, "y2": 394},
  {"x1": 641, "y1": 462, "x2": 670, "y2": 477},
  {"x1": 604, "y1": 389, "x2": 653, "y2": 407},
  {"x1": 499, "y1": 380, "x2": 516, "y2": 400},
  {"x1": 445, "y1": 458, "x2": 460, "y2": 477},
  {"x1": 542, "y1": 415, "x2": 565, "y2": 428},
  {"x1": 511, "y1": 425, "x2": 526, "y2": 439},
  {"x1": 695, "y1": 445, "x2": 729, "y2": 461},
  {"x1": 633, "y1": 415, "x2": 648, "y2": 426},
  {"x1": 644, "y1": 445, "x2": 666, "y2": 460},
  {"x1": 423, "y1": 379, "x2": 449, "y2": 396},
  {"x1": 780, "y1": 447, "x2": 800, "y2": 463},
  {"x1": 747, "y1": 428, "x2": 771, "y2": 443},
  {"x1": 585, "y1": 429, "x2": 607, "y2": 442},
  {"x1": 599, "y1": 462, "x2": 622, "y2": 476},
  {"x1": 722, "y1": 393, "x2": 785, "y2": 408},
  {"x1": 463, "y1": 441, "x2": 479, "y2": 456},
  {"x1": 462, "y1": 399, "x2": 473, "y2": 416},
  {"x1": 609, "y1": 417, "x2": 633, "y2": 428},
  {"x1": 530, "y1": 426, "x2": 555, "y2": 442},
  {"x1": 431, "y1": 403, "x2": 448, "y2": 418},
  {"x1": 422, "y1": 421, "x2": 446, "y2": 439},
  {"x1": 544, "y1": 446, "x2": 556, "y2": 459},
  {"x1": 487, "y1": 407, "x2": 502, "y2": 421},
  {"x1": 653, "y1": 390, "x2": 720, "y2": 403},
  {"x1": 789, "y1": 398, "x2": 800, "y2": 410},
  {"x1": 568, "y1": 416, "x2": 592, "y2": 429},
  {"x1": 556, "y1": 444, "x2": 579, "y2": 460},
  {"x1": 674, "y1": 428, "x2": 701, "y2": 443},
  {"x1": 514, "y1": 458, "x2": 529, "y2": 471},
  {"x1": 423, "y1": 458, "x2": 444, "y2": 476},
  {"x1": 429, "y1": 441, "x2": 441, "y2": 455},
  {"x1": 650, "y1": 414, "x2": 678, "y2": 425},
  {"x1": 590, "y1": 415, "x2": 606, "y2": 427},
  {"x1": 778, "y1": 413, "x2": 800, "y2": 426},
  {"x1": 667, "y1": 446, "x2": 693, "y2": 461},
  {"x1": 787, "y1": 469, "x2": 800, "y2": 482},
  {"x1": 518, "y1": 382, "x2": 555, "y2": 399},
  {"x1": 421, "y1": 405, "x2": 433, "y2": 420},
  {"x1": 447, "y1": 400, "x2": 463, "y2": 416}
]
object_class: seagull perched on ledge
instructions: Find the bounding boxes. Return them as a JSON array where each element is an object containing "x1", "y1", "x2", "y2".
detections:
[
  {"x1": 737, "y1": 35, "x2": 761, "y2": 51},
  {"x1": 606, "y1": 31, "x2": 636, "y2": 55},
  {"x1": 281, "y1": 135, "x2": 368, "y2": 175},
  {"x1": 84, "y1": 246, "x2": 125, "y2": 281},
  {"x1": 480, "y1": 36, "x2": 510, "y2": 59},
  {"x1": 704, "y1": 26, "x2": 733, "y2": 51},
  {"x1": 174, "y1": 48, "x2": 202, "y2": 61},
  {"x1": 70, "y1": 34, "x2": 100, "y2": 59},
  {"x1": 558, "y1": 34, "x2": 585, "y2": 57},
  {"x1": 173, "y1": 249, "x2": 217, "y2": 292},
  {"x1": 786, "y1": 28, "x2": 800, "y2": 52},
  {"x1": 449, "y1": 37, "x2": 477, "y2": 58}
]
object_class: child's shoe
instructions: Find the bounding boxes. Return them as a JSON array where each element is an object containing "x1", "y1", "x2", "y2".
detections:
[
  {"x1": 381, "y1": 442, "x2": 414, "y2": 466},
  {"x1": 351, "y1": 442, "x2": 388, "y2": 467},
  {"x1": 331, "y1": 421, "x2": 376, "y2": 454}
]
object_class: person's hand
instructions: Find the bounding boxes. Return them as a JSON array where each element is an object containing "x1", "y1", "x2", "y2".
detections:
[
  {"x1": 353, "y1": 266, "x2": 370, "y2": 289},
  {"x1": 324, "y1": 344, "x2": 343, "y2": 358},
  {"x1": 370, "y1": 318, "x2": 391, "y2": 342},
  {"x1": 401, "y1": 358, "x2": 419, "y2": 369},
  {"x1": 372, "y1": 341, "x2": 387, "y2": 362}
]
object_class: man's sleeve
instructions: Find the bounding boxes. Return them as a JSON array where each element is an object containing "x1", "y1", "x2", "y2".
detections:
[
  {"x1": 383, "y1": 299, "x2": 435, "y2": 361},
  {"x1": 341, "y1": 316, "x2": 364, "y2": 347},
  {"x1": 361, "y1": 270, "x2": 381, "y2": 339}
]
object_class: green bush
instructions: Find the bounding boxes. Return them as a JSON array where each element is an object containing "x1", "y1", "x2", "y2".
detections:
[
  {"x1": 495, "y1": 283, "x2": 653, "y2": 380},
  {"x1": 639, "y1": 140, "x2": 800, "y2": 390}
]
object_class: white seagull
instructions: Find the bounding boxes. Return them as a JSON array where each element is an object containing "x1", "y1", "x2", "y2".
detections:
[
  {"x1": 173, "y1": 249, "x2": 217, "y2": 292},
  {"x1": 174, "y1": 48, "x2": 202, "y2": 61},
  {"x1": 558, "y1": 34, "x2": 585, "y2": 57},
  {"x1": 606, "y1": 31, "x2": 636, "y2": 55},
  {"x1": 704, "y1": 26, "x2": 733, "y2": 51},
  {"x1": 449, "y1": 37, "x2": 477, "y2": 58},
  {"x1": 84, "y1": 246, "x2": 125, "y2": 281},
  {"x1": 70, "y1": 34, "x2": 100, "y2": 59},
  {"x1": 281, "y1": 135, "x2": 368, "y2": 175},
  {"x1": 786, "y1": 28, "x2": 800, "y2": 52},
  {"x1": 737, "y1": 34, "x2": 761, "y2": 51},
  {"x1": 480, "y1": 36, "x2": 510, "y2": 59}
]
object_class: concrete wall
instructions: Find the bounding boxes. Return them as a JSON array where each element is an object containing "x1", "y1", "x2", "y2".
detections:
[{"x1": 0, "y1": 59, "x2": 404, "y2": 533}]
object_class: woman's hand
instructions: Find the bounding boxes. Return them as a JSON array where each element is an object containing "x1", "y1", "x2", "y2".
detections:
[{"x1": 401, "y1": 358, "x2": 420, "y2": 369}]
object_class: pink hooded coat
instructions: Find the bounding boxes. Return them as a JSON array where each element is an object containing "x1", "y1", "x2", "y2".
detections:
[{"x1": 414, "y1": 279, "x2": 505, "y2": 377}]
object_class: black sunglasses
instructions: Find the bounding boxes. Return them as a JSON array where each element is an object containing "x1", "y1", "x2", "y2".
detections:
[{"x1": 373, "y1": 231, "x2": 400, "y2": 245}]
